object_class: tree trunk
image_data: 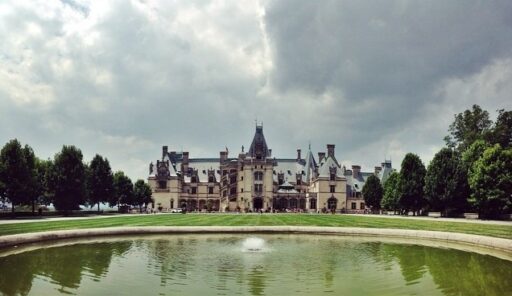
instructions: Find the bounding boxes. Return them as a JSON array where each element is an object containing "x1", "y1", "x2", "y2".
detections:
[
  {"x1": 97, "y1": 202, "x2": 100, "y2": 213},
  {"x1": 32, "y1": 200, "x2": 35, "y2": 215}
]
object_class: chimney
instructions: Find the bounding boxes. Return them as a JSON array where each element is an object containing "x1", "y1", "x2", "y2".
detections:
[
  {"x1": 162, "y1": 146, "x2": 168, "y2": 158},
  {"x1": 327, "y1": 144, "x2": 335, "y2": 158},
  {"x1": 220, "y1": 151, "x2": 228, "y2": 163},
  {"x1": 318, "y1": 152, "x2": 326, "y2": 162},
  {"x1": 352, "y1": 165, "x2": 361, "y2": 178},
  {"x1": 297, "y1": 149, "x2": 301, "y2": 160},
  {"x1": 374, "y1": 166, "x2": 382, "y2": 175},
  {"x1": 269, "y1": 149, "x2": 272, "y2": 157},
  {"x1": 181, "y1": 151, "x2": 189, "y2": 173}
]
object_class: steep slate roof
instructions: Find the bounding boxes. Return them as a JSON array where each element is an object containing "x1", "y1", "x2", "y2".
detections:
[
  {"x1": 303, "y1": 145, "x2": 317, "y2": 183},
  {"x1": 174, "y1": 158, "x2": 221, "y2": 183},
  {"x1": 317, "y1": 156, "x2": 343, "y2": 178},
  {"x1": 273, "y1": 159, "x2": 305, "y2": 182},
  {"x1": 248, "y1": 125, "x2": 270, "y2": 158}
]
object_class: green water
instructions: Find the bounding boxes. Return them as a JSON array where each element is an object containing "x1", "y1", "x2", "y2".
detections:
[{"x1": 0, "y1": 234, "x2": 511, "y2": 296}]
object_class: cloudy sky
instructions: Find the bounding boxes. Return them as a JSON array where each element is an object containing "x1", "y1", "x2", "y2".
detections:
[{"x1": 1, "y1": 0, "x2": 512, "y2": 180}]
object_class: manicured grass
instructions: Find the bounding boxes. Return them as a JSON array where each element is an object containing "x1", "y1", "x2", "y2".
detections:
[{"x1": 1, "y1": 214, "x2": 511, "y2": 239}]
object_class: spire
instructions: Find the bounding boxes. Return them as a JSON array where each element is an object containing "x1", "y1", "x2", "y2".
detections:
[{"x1": 248, "y1": 123, "x2": 270, "y2": 160}]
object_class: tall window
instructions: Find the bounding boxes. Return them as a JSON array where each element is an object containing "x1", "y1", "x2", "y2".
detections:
[
  {"x1": 360, "y1": 202, "x2": 365, "y2": 210},
  {"x1": 254, "y1": 171, "x2": 263, "y2": 181},
  {"x1": 310, "y1": 198, "x2": 317, "y2": 209},
  {"x1": 208, "y1": 187, "x2": 214, "y2": 194},
  {"x1": 351, "y1": 202, "x2": 356, "y2": 210},
  {"x1": 255, "y1": 184, "x2": 263, "y2": 193},
  {"x1": 191, "y1": 187, "x2": 197, "y2": 194},
  {"x1": 330, "y1": 185, "x2": 335, "y2": 193},
  {"x1": 158, "y1": 181, "x2": 167, "y2": 189}
]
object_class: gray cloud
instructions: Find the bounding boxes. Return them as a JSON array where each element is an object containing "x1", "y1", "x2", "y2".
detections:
[{"x1": 1, "y1": 0, "x2": 512, "y2": 180}]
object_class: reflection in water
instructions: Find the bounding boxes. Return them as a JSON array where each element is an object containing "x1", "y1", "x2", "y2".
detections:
[{"x1": 0, "y1": 235, "x2": 511, "y2": 296}]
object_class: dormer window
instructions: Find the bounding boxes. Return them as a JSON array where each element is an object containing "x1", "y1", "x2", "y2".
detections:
[
  {"x1": 330, "y1": 173, "x2": 336, "y2": 181},
  {"x1": 208, "y1": 176, "x2": 215, "y2": 183},
  {"x1": 191, "y1": 176, "x2": 198, "y2": 183}
]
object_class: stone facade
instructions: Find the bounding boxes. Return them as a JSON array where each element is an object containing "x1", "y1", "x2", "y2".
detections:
[{"x1": 148, "y1": 125, "x2": 393, "y2": 213}]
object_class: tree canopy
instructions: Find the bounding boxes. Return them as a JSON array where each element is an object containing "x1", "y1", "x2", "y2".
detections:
[
  {"x1": 362, "y1": 175, "x2": 383, "y2": 211},
  {"x1": 424, "y1": 148, "x2": 468, "y2": 216},
  {"x1": 398, "y1": 153, "x2": 426, "y2": 215},
  {"x1": 113, "y1": 171, "x2": 134, "y2": 206},
  {"x1": 0, "y1": 139, "x2": 31, "y2": 212},
  {"x1": 381, "y1": 172, "x2": 400, "y2": 212},
  {"x1": 87, "y1": 154, "x2": 114, "y2": 212},
  {"x1": 133, "y1": 179, "x2": 153, "y2": 211},
  {"x1": 51, "y1": 145, "x2": 87, "y2": 212},
  {"x1": 468, "y1": 145, "x2": 512, "y2": 219},
  {"x1": 444, "y1": 104, "x2": 492, "y2": 151}
]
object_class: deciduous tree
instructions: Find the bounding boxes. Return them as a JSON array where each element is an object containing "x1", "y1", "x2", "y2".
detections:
[
  {"x1": 424, "y1": 148, "x2": 468, "y2": 216},
  {"x1": 398, "y1": 153, "x2": 426, "y2": 215},
  {"x1": 51, "y1": 145, "x2": 87, "y2": 213},
  {"x1": 113, "y1": 171, "x2": 134, "y2": 207},
  {"x1": 133, "y1": 179, "x2": 152, "y2": 212},
  {"x1": 87, "y1": 155, "x2": 114, "y2": 212},
  {"x1": 468, "y1": 145, "x2": 512, "y2": 219},
  {"x1": 0, "y1": 139, "x2": 31, "y2": 213},
  {"x1": 381, "y1": 172, "x2": 400, "y2": 213},
  {"x1": 362, "y1": 175, "x2": 383, "y2": 212},
  {"x1": 444, "y1": 104, "x2": 492, "y2": 151}
]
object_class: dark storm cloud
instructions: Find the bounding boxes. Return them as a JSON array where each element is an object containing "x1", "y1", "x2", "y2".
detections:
[{"x1": 1, "y1": 0, "x2": 512, "y2": 179}]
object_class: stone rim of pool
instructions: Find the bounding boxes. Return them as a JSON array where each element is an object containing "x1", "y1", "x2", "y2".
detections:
[{"x1": 0, "y1": 226, "x2": 511, "y2": 257}]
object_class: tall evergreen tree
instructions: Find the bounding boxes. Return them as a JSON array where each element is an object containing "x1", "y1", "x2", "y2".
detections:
[
  {"x1": 381, "y1": 172, "x2": 400, "y2": 213},
  {"x1": 444, "y1": 104, "x2": 492, "y2": 151},
  {"x1": 0, "y1": 139, "x2": 31, "y2": 213},
  {"x1": 87, "y1": 155, "x2": 115, "y2": 212},
  {"x1": 133, "y1": 179, "x2": 153, "y2": 212},
  {"x1": 424, "y1": 148, "x2": 468, "y2": 217},
  {"x1": 113, "y1": 171, "x2": 134, "y2": 207},
  {"x1": 51, "y1": 145, "x2": 87, "y2": 212},
  {"x1": 362, "y1": 175, "x2": 383, "y2": 212},
  {"x1": 468, "y1": 145, "x2": 512, "y2": 219},
  {"x1": 398, "y1": 153, "x2": 426, "y2": 215}
]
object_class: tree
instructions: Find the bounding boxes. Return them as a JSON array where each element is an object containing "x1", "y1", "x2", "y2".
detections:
[
  {"x1": 381, "y1": 172, "x2": 400, "y2": 213},
  {"x1": 491, "y1": 109, "x2": 512, "y2": 148},
  {"x1": 424, "y1": 148, "x2": 468, "y2": 217},
  {"x1": 87, "y1": 154, "x2": 115, "y2": 212},
  {"x1": 397, "y1": 153, "x2": 426, "y2": 215},
  {"x1": 362, "y1": 175, "x2": 383, "y2": 212},
  {"x1": 0, "y1": 139, "x2": 31, "y2": 213},
  {"x1": 22, "y1": 145, "x2": 45, "y2": 214},
  {"x1": 51, "y1": 145, "x2": 87, "y2": 212},
  {"x1": 468, "y1": 145, "x2": 512, "y2": 219},
  {"x1": 133, "y1": 179, "x2": 153, "y2": 212},
  {"x1": 113, "y1": 171, "x2": 134, "y2": 207},
  {"x1": 444, "y1": 104, "x2": 492, "y2": 151}
]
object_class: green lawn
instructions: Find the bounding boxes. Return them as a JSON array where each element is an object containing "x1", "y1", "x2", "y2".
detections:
[{"x1": 1, "y1": 214, "x2": 511, "y2": 239}]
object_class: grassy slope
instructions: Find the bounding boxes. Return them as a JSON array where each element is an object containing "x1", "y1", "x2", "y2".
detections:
[{"x1": 0, "y1": 214, "x2": 511, "y2": 239}]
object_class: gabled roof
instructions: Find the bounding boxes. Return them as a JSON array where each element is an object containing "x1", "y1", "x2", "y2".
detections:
[{"x1": 317, "y1": 156, "x2": 343, "y2": 178}]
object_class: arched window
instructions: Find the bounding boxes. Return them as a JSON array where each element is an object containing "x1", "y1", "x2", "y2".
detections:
[{"x1": 328, "y1": 196, "x2": 337, "y2": 210}]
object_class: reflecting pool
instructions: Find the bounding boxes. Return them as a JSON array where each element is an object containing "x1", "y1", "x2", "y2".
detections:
[{"x1": 0, "y1": 234, "x2": 511, "y2": 295}]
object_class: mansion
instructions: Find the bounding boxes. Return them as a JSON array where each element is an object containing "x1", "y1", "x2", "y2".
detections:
[{"x1": 148, "y1": 125, "x2": 393, "y2": 213}]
